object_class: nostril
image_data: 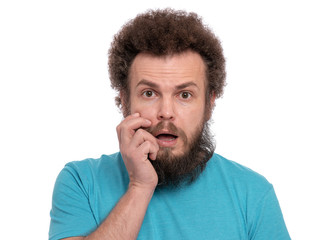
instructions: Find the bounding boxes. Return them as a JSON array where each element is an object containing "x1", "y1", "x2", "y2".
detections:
[
  {"x1": 158, "y1": 114, "x2": 174, "y2": 120},
  {"x1": 157, "y1": 102, "x2": 175, "y2": 120}
]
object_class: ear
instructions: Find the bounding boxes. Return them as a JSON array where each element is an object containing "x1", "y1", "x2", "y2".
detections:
[
  {"x1": 205, "y1": 92, "x2": 216, "y2": 121},
  {"x1": 119, "y1": 90, "x2": 125, "y2": 106},
  {"x1": 119, "y1": 90, "x2": 128, "y2": 118},
  {"x1": 210, "y1": 92, "x2": 216, "y2": 108}
]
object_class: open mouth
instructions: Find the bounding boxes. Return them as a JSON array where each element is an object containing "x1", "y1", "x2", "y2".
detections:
[{"x1": 155, "y1": 133, "x2": 178, "y2": 141}]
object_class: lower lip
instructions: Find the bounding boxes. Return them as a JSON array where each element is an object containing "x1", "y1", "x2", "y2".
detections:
[{"x1": 156, "y1": 137, "x2": 178, "y2": 148}]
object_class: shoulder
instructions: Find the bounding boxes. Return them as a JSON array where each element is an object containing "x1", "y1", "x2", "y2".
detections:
[
  {"x1": 56, "y1": 152, "x2": 126, "y2": 190},
  {"x1": 209, "y1": 153, "x2": 269, "y2": 180},
  {"x1": 205, "y1": 154, "x2": 290, "y2": 238},
  {"x1": 64, "y1": 152, "x2": 124, "y2": 176},
  {"x1": 207, "y1": 153, "x2": 273, "y2": 194},
  {"x1": 50, "y1": 154, "x2": 124, "y2": 240}
]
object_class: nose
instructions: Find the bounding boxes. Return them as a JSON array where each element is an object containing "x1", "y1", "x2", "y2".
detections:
[{"x1": 157, "y1": 97, "x2": 175, "y2": 121}]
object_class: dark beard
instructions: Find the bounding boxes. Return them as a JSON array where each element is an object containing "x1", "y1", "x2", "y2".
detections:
[{"x1": 148, "y1": 121, "x2": 215, "y2": 188}]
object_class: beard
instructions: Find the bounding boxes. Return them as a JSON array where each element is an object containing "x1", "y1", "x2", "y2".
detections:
[{"x1": 146, "y1": 120, "x2": 215, "y2": 188}]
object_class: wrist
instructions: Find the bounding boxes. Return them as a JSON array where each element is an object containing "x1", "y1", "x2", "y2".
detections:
[{"x1": 128, "y1": 181, "x2": 156, "y2": 195}]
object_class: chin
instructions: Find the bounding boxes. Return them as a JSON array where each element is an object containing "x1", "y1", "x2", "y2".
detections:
[{"x1": 157, "y1": 146, "x2": 186, "y2": 159}]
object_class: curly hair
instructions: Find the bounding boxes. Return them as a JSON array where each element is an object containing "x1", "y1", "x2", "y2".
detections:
[{"x1": 108, "y1": 8, "x2": 226, "y2": 114}]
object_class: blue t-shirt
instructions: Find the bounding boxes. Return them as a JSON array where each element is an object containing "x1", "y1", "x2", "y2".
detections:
[{"x1": 49, "y1": 153, "x2": 290, "y2": 240}]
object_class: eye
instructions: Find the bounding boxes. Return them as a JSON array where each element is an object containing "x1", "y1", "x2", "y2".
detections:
[
  {"x1": 142, "y1": 90, "x2": 155, "y2": 98},
  {"x1": 180, "y1": 91, "x2": 192, "y2": 99}
]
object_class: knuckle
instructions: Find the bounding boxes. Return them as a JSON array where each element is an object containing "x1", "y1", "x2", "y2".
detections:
[
  {"x1": 134, "y1": 128, "x2": 145, "y2": 138},
  {"x1": 142, "y1": 141, "x2": 151, "y2": 149},
  {"x1": 116, "y1": 122, "x2": 125, "y2": 133}
]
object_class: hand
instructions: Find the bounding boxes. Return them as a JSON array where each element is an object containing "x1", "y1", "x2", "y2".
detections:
[{"x1": 116, "y1": 113, "x2": 159, "y2": 190}]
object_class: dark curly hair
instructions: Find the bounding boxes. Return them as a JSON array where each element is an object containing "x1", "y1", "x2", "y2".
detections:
[{"x1": 108, "y1": 8, "x2": 226, "y2": 115}]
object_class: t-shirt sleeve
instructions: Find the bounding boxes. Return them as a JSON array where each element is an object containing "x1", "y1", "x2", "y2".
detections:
[
  {"x1": 248, "y1": 185, "x2": 291, "y2": 240},
  {"x1": 49, "y1": 164, "x2": 98, "y2": 240}
]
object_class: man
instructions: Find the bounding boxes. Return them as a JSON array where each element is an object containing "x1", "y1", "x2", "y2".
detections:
[{"x1": 49, "y1": 9, "x2": 290, "y2": 240}]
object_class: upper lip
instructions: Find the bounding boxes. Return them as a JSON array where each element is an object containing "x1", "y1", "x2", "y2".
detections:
[{"x1": 153, "y1": 129, "x2": 178, "y2": 138}]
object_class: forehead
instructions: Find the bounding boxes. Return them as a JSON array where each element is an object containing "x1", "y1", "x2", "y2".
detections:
[{"x1": 129, "y1": 50, "x2": 207, "y2": 89}]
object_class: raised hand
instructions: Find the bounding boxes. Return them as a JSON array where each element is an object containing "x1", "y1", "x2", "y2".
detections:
[{"x1": 116, "y1": 113, "x2": 160, "y2": 190}]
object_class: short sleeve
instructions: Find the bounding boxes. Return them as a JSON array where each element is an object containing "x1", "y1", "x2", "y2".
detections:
[
  {"x1": 49, "y1": 164, "x2": 98, "y2": 240},
  {"x1": 248, "y1": 186, "x2": 291, "y2": 240}
]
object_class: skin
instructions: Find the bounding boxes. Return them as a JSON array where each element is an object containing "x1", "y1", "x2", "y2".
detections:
[
  {"x1": 63, "y1": 50, "x2": 214, "y2": 240},
  {"x1": 129, "y1": 50, "x2": 208, "y2": 155}
]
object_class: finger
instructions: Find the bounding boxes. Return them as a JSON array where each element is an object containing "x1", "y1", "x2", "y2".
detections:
[
  {"x1": 148, "y1": 151, "x2": 158, "y2": 161},
  {"x1": 131, "y1": 128, "x2": 159, "y2": 149},
  {"x1": 119, "y1": 118, "x2": 152, "y2": 145},
  {"x1": 130, "y1": 129, "x2": 159, "y2": 160},
  {"x1": 138, "y1": 140, "x2": 160, "y2": 161},
  {"x1": 116, "y1": 113, "x2": 140, "y2": 142}
]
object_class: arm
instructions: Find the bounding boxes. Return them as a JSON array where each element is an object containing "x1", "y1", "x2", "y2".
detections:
[
  {"x1": 62, "y1": 113, "x2": 159, "y2": 240},
  {"x1": 248, "y1": 186, "x2": 291, "y2": 240},
  {"x1": 66, "y1": 184, "x2": 154, "y2": 240}
]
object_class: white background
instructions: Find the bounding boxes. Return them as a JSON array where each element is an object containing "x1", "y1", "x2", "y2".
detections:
[{"x1": 0, "y1": 0, "x2": 335, "y2": 239}]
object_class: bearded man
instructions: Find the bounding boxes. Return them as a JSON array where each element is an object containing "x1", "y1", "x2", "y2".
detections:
[{"x1": 49, "y1": 9, "x2": 290, "y2": 240}]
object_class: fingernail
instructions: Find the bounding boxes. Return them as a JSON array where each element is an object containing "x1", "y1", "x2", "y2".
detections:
[{"x1": 132, "y1": 113, "x2": 140, "y2": 117}]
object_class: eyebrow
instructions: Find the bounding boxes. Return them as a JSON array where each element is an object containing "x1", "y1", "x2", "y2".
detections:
[
  {"x1": 175, "y1": 81, "x2": 199, "y2": 90},
  {"x1": 136, "y1": 79, "x2": 159, "y2": 89},
  {"x1": 136, "y1": 79, "x2": 199, "y2": 90}
]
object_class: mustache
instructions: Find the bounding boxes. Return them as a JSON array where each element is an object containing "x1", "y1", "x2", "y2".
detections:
[{"x1": 145, "y1": 121, "x2": 187, "y2": 143}]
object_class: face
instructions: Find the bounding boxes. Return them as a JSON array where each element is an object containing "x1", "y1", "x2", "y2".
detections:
[
  {"x1": 123, "y1": 50, "x2": 215, "y2": 186},
  {"x1": 127, "y1": 50, "x2": 209, "y2": 157}
]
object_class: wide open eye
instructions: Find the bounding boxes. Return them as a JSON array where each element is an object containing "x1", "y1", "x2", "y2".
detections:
[
  {"x1": 143, "y1": 90, "x2": 155, "y2": 98},
  {"x1": 180, "y1": 91, "x2": 191, "y2": 99}
]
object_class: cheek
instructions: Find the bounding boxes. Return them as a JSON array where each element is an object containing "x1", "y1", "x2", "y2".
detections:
[
  {"x1": 131, "y1": 101, "x2": 157, "y2": 119},
  {"x1": 178, "y1": 107, "x2": 205, "y2": 133},
  {"x1": 180, "y1": 101, "x2": 205, "y2": 118}
]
